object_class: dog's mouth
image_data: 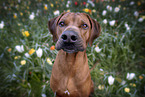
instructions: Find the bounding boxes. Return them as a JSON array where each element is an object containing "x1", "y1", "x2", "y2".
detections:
[
  {"x1": 55, "y1": 38, "x2": 85, "y2": 53},
  {"x1": 64, "y1": 44, "x2": 85, "y2": 53},
  {"x1": 63, "y1": 43, "x2": 75, "y2": 50},
  {"x1": 56, "y1": 42, "x2": 85, "y2": 53}
]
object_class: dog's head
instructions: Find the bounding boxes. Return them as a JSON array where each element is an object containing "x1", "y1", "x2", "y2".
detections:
[{"x1": 48, "y1": 12, "x2": 101, "y2": 53}]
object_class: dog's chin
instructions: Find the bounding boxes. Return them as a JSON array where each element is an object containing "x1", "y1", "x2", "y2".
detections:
[{"x1": 63, "y1": 49, "x2": 77, "y2": 53}]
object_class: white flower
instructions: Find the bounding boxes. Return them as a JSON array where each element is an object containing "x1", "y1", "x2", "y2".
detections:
[
  {"x1": 18, "y1": 0, "x2": 21, "y2": 3},
  {"x1": 138, "y1": 17, "x2": 144, "y2": 22},
  {"x1": 4, "y1": 6, "x2": 7, "y2": 10},
  {"x1": 125, "y1": 23, "x2": 129, "y2": 28},
  {"x1": 67, "y1": 1, "x2": 71, "y2": 4},
  {"x1": 64, "y1": 90, "x2": 70, "y2": 95},
  {"x1": 95, "y1": 46, "x2": 102, "y2": 53},
  {"x1": 46, "y1": 80, "x2": 49, "y2": 83},
  {"x1": 130, "y1": 1, "x2": 135, "y2": 5},
  {"x1": 124, "y1": 23, "x2": 130, "y2": 30},
  {"x1": 54, "y1": 10, "x2": 60, "y2": 16},
  {"x1": 109, "y1": 20, "x2": 115, "y2": 26},
  {"x1": 29, "y1": 12, "x2": 35, "y2": 20},
  {"x1": 47, "y1": 58, "x2": 52, "y2": 65},
  {"x1": 14, "y1": 13, "x2": 17, "y2": 17},
  {"x1": 45, "y1": 4, "x2": 47, "y2": 7},
  {"x1": 103, "y1": 19, "x2": 107, "y2": 24},
  {"x1": 66, "y1": 1, "x2": 71, "y2": 8},
  {"x1": 66, "y1": 4, "x2": 69, "y2": 8},
  {"x1": 134, "y1": 11, "x2": 139, "y2": 17},
  {"x1": 86, "y1": 3, "x2": 89, "y2": 7},
  {"x1": 15, "y1": 45, "x2": 24, "y2": 53},
  {"x1": 36, "y1": 10, "x2": 40, "y2": 16},
  {"x1": 98, "y1": 85, "x2": 104, "y2": 90},
  {"x1": 106, "y1": 5, "x2": 110, "y2": 9},
  {"x1": 108, "y1": 76, "x2": 115, "y2": 85},
  {"x1": 106, "y1": 5, "x2": 112, "y2": 11},
  {"x1": 114, "y1": 7, "x2": 120, "y2": 13},
  {"x1": 126, "y1": 73, "x2": 135, "y2": 80},
  {"x1": 41, "y1": 94, "x2": 46, "y2": 97},
  {"x1": 102, "y1": 10, "x2": 107, "y2": 16},
  {"x1": 0, "y1": 21, "x2": 4, "y2": 29},
  {"x1": 121, "y1": 80, "x2": 126, "y2": 85},
  {"x1": 126, "y1": 26, "x2": 130, "y2": 30},
  {"x1": 25, "y1": 53, "x2": 30, "y2": 58},
  {"x1": 36, "y1": 48, "x2": 43, "y2": 58},
  {"x1": 88, "y1": 0, "x2": 95, "y2": 7},
  {"x1": 100, "y1": 68, "x2": 103, "y2": 71}
]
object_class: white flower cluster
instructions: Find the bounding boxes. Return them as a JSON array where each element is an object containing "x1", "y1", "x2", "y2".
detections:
[
  {"x1": 102, "y1": 6, "x2": 120, "y2": 26},
  {"x1": 15, "y1": 45, "x2": 24, "y2": 53},
  {"x1": 126, "y1": 73, "x2": 135, "y2": 80},
  {"x1": 124, "y1": 23, "x2": 130, "y2": 30},
  {"x1": 106, "y1": 5, "x2": 112, "y2": 11},
  {"x1": 66, "y1": 1, "x2": 71, "y2": 8},
  {"x1": 108, "y1": 72, "x2": 136, "y2": 85},
  {"x1": 15, "y1": 45, "x2": 43, "y2": 58},
  {"x1": 54, "y1": 10, "x2": 60, "y2": 16}
]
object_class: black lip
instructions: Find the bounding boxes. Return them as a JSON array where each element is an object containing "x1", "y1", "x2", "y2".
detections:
[
  {"x1": 62, "y1": 46, "x2": 85, "y2": 53},
  {"x1": 63, "y1": 48, "x2": 76, "y2": 53},
  {"x1": 62, "y1": 45, "x2": 77, "y2": 53}
]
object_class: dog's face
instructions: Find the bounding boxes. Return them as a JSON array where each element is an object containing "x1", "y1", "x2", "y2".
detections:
[{"x1": 48, "y1": 12, "x2": 101, "y2": 53}]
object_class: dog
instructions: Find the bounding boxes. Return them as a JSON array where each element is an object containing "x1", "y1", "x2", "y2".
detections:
[{"x1": 48, "y1": 12, "x2": 101, "y2": 97}]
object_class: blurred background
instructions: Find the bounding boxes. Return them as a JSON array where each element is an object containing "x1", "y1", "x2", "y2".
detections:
[{"x1": 0, "y1": 0, "x2": 145, "y2": 97}]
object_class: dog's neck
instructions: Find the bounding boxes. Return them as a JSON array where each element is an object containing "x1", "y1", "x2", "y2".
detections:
[{"x1": 55, "y1": 50, "x2": 88, "y2": 73}]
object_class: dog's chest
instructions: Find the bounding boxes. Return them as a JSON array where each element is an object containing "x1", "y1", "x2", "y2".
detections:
[
  {"x1": 53, "y1": 74, "x2": 80, "y2": 96},
  {"x1": 50, "y1": 51, "x2": 91, "y2": 97}
]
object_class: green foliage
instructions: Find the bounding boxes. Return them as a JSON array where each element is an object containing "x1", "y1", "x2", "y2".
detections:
[{"x1": 0, "y1": 0, "x2": 145, "y2": 97}]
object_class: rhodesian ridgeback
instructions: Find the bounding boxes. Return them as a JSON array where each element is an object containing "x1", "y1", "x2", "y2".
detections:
[{"x1": 48, "y1": 12, "x2": 101, "y2": 97}]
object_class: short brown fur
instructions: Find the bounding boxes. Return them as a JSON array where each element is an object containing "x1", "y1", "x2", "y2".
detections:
[{"x1": 48, "y1": 12, "x2": 101, "y2": 97}]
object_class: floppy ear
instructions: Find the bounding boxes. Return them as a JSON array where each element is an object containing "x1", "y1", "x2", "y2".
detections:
[
  {"x1": 48, "y1": 17, "x2": 58, "y2": 42},
  {"x1": 84, "y1": 13, "x2": 101, "y2": 46},
  {"x1": 48, "y1": 12, "x2": 68, "y2": 42},
  {"x1": 89, "y1": 19, "x2": 101, "y2": 46}
]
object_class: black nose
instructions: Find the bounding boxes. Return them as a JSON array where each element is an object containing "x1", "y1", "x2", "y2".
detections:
[{"x1": 61, "y1": 30, "x2": 78, "y2": 43}]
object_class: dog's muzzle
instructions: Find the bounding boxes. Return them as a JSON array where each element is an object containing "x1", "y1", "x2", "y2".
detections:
[{"x1": 55, "y1": 30, "x2": 85, "y2": 53}]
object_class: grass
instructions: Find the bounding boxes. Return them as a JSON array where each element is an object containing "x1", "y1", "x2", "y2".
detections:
[{"x1": 0, "y1": 0, "x2": 145, "y2": 97}]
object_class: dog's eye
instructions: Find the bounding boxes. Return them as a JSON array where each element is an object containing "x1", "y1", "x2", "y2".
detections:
[
  {"x1": 59, "y1": 21, "x2": 65, "y2": 27},
  {"x1": 82, "y1": 24, "x2": 88, "y2": 29}
]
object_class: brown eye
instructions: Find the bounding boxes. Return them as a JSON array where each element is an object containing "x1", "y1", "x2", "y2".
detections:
[
  {"x1": 82, "y1": 24, "x2": 88, "y2": 29},
  {"x1": 59, "y1": 21, "x2": 65, "y2": 27}
]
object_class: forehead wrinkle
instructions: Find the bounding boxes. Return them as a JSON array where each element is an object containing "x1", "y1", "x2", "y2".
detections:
[
  {"x1": 59, "y1": 13, "x2": 74, "y2": 23},
  {"x1": 81, "y1": 20, "x2": 87, "y2": 24},
  {"x1": 72, "y1": 13, "x2": 77, "y2": 23},
  {"x1": 61, "y1": 13, "x2": 71, "y2": 19},
  {"x1": 76, "y1": 14, "x2": 89, "y2": 24}
]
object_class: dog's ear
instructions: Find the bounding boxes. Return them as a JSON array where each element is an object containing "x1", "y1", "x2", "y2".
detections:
[
  {"x1": 84, "y1": 13, "x2": 101, "y2": 46},
  {"x1": 48, "y1": 12, "x2": 68, "y2": 42},
  {"x1": 89, "y1": 19, "x2": 101, "y2": 46}
]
